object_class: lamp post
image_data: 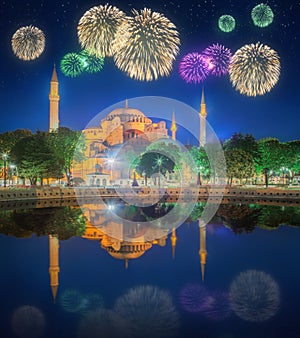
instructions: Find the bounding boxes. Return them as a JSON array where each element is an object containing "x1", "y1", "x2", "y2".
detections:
[
  {"x1": 156, "y1": 157, "x2": 163, "y2": 188},
  {"x1": 2, "y1": 153, "x2": 8, "y2": 188},
  {"x1": 9, "y1": 164, "x2": 16, "y2": 186}
]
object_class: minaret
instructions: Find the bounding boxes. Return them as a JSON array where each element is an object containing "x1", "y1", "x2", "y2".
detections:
[
  {"x1": 49, "y1": 235, "x2": 60, "y2": 302},
  {"x1": 171, "y1": 112, "x2": 177, "y2": 141},
  {"x1": 199, "y1": 87, "x2": 207, "y2": 147},
  {"x1": 49, "y1": 65, "x2": 60, "y2": 132},
  {"x1": 170, "y1": 227, "x2": 177, "y2": 259},
  {"x1": 199, "y1": 219, "x2": 207, "y2": 282}
]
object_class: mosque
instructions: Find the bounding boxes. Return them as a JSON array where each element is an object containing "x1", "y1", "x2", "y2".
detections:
[{"x1": 47, "y1": 66, "x2": 208, "y2": 301}]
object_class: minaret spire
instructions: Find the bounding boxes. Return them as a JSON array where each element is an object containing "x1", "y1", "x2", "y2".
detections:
[
  {"x1": 199, "y1": 219, "x2": 207, "y2": 282},
  {"x1": 199, "y1": 86, "x2": 207, "y2": 147},
  {"x1": 49, "y1": 64, "x2": 60, "y2": 132},
  {"x1": 125, "y1": 98, "x2": 129, "y2": 109},
  {"x1": 171, "y1": 111, "x2": 177, "y2": 141}
]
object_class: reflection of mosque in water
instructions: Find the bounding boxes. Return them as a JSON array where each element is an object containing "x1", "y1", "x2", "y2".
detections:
[{"x1": 48, "y1": 206, "x2": 207, "y2": 302}]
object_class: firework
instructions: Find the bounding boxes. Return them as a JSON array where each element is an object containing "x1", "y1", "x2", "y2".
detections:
[
  {"x1": 201, "y1": 291, "x2": 232, "y2": 321},
  {"x1": 179, "y1": 283, "x2": 210, "y2": 313},
  {"x1": 203, "y1": 44, "x2": 232, "y2": 77},
  {"x1": 60, "y1": 53, "x2": 84, "y2": 78},
  {"x1": 229, "y1": 42, "x2": 280, "y2": 96},
  {"x1": 79, "y1": 50, "x2": 104, "y2": 73},
  {"x1": 59, "y1": 289, "x2": 86, "y2": 313},
  {"x1": 11, "y1": 305, "x2": 45, "y2": 338},
  {"x1": 78, "y1": 308, "x2": 131, "y2": 338},
  {"x1": 218, "y1": 15, "x2": 235, "y2": 33},
  {"x1": 113, "y1": 8, "x2": 180, "y2": 81},
  {"x1": 114, "y1": 285, "x2": 179, "y2": 337},
  {"x1": 77, "y1": 4, "x2": 125, "y2": 57},
  {"x1": 179, "y1": 53, "x2": 210, "y2": 83},
  {"x1": 251, "y1": 3, "x2": 274, "y2": 28},
  {"x1": 11, "y1": 25, "x2": 45, "y2": 61},
  {"x1": 229, "y1": 270, "x2": 280, "y2": 322}
]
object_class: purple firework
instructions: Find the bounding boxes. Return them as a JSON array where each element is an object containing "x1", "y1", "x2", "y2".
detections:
[
  {"x1": 201, "y1": 291, "x2": 232, "y2": 321},
  {"x1": 179, "y1": 52, "x2": 210, "y2": 83},
  {"x1": 203, "y1": 43, "x2": 232, "y2": 77},
  {"x1": 179, "y1": 283, "x2": 209, "y2": 313}
]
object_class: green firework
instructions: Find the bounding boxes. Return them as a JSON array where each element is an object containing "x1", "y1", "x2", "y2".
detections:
[
  {"x1": 60, "y1": 53, "x2": 84, "y2": 77},
  {"x1": 79, "y1": 50, "x2": 104, "y2": 74},
  {"x1": 251, "y1": 3, "x2": 274, "y2": 28},
  {"x1": 218, "y1": 15, "x2": 236, "y2": 33}
]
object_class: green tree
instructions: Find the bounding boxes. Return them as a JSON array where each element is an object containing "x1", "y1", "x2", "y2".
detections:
[
  {"x1": 225, "y1": 149, "x2": 255, "y2": 186},
  {"x1": 0, "y1": 129, "x2": 33, "y2": 155},
  {"x1": 189, "y1": 146, "x2": 210, "y2": 184},
  {"x1": 223, "y1": 132, "x2": 259, "y2": 159},
  {"x1": 48, "y1": 127, "x2": 86, "y2": 185},
  {"x1": 11, "y1": 132, "x2": 62, "y2": 185}
]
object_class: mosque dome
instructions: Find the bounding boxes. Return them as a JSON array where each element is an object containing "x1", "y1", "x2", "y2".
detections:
[
  {"x1": 105, "y1": 100, "x2": 152, "y2": 124},
  {"x1": 105, "y1": 242, "x2": 152, "y2": 260}
]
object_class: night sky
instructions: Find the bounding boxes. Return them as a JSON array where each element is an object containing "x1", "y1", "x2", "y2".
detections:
[{"x1": 0, "y1": 0, "x2": 299, "y2": 143}]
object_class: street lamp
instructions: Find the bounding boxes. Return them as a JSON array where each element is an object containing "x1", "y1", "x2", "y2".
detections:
[
  {"x1": 9, "y1": 164, "x2": 16, "y2": 186},
  {"x1": 2, "y1": 153, "x2": 8, "y2": 188}
]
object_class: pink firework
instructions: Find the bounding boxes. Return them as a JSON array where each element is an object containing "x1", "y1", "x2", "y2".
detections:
[
  {"x1": 203, "y1": 43, "x2": 232, "y2": 77},
  {"x1": 179, "y1": 52, "x2": 210, "y2": 83}
]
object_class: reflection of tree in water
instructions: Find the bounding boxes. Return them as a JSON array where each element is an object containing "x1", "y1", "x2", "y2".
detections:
[
  {"x1": 114, "y1": 285, "x2": 179, "y2": 338},
  {"x1": 11, "y1": 305, "x2": 45, "y2": 338},
  {"x1": 216, "y1": 204, "x2": 260, "y2": 234},
  {"x1": 77, "y1": 308, "x2": 130, "y2": 338},
  {"x1": 0, "y1": 207, "x2": 86, "y2": 240},
  {"x1": 60, "y1": 289, "x2": 104, "y2": 314},
  {"x1": 256, "y1": 206, "x2": 300, "y2": 229},
  {"x1": 229, "y1": 270, "x2": 280, "y2": 322}
]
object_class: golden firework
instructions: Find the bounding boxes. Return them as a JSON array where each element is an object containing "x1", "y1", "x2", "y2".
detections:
[
  {"x1": 77, "y1": 3, "x2": 125, "y2": 57},
  {"x1": 229, "y1": 42, "x2": 280, "y2": 96},
  {"x1": 113, "y1": 8, "x2": 180, "y2": 81},
  {"x1": 11, "y1": 25, "x2": 45, "y2": 61}
]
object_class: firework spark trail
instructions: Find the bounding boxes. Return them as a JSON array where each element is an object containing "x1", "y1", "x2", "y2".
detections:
[
  {"x1": 229, "y1": 42, "x2": 280, "y2": 96},
  {"x1": 11, "y1": 25, "x2": 45, "y2": 61},
  {"x1": 179, "y1": 52, "x2": 210, "y2": 83},
  {"x1": 113, "y1": 8, "x2": 180, "y2": 81},
  {"x1": 203, "y1": 44, "x2": 232, "y2": 77},
  {"x1": 60, "y1": 53, "x2": 85, "y2": 78},
  {"x1": 77, "y1": 4, "x2": 125, "y2": 57}
]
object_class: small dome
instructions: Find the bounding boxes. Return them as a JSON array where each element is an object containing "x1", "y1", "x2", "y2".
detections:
[{"x1": 105, "y1": 101, "x2": 151, "y2": 123}]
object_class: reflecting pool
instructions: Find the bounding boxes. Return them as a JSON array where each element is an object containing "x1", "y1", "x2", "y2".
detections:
[{"x1": 0, "y1": 202, "x2": 300, "y2": 338}]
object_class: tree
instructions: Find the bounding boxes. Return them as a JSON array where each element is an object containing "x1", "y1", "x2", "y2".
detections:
[
  {"x1": 225, "y1": 149, "x2": 255, "y2": 186},
  {"x1": 257, "y1": 138, "x2": 293, "y2": 187},
  {"x1": 0, "y1": 129, "x2": 33, "y2": 154},
  {"x1": 11, "y1": 132, "x2": 63, "y2": 185},
  {"x1": 223, "y1": 132, "x2": 259, "y2": 159},
  {"x1": 48, "y1": 127, "x2": 86, "y2": 185},
  {"x1": 189, "y1": 146, "x2": 210, "y2": 185}
]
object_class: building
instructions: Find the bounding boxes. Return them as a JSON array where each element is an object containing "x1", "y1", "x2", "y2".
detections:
[{"x1": 72, "y1": 99, "x2": 171, "y2": 186}]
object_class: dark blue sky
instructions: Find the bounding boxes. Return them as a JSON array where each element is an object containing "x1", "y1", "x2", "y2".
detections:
[{"x1": 0, "y1": 0, "x2": 299, "y2": 143}]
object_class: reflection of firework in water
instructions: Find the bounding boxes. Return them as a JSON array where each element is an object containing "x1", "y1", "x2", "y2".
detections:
[
  {"x1": 179, "y1": 283, "x2": 209, "y2": 313},
  {"x1": 179, "y1": 53, "x2": 210, "y2": 83},
  {"x1": 77, "y1": 4, "x2": 125, "y2": 57},
  {"x1": 114, "y1": 285, "x2": 179, "y2": 338},
  {"x1": 229, "y1": 42, "x2": 280, "y2": 96},
  {"x1": 201, "y1": 291, "x2": 232, "y2": 321},
  {"x1": 251, "y1": 3, "x2": 274, "y2": 28},
  {"x1": 229, "y1": 269, "x2": 280, "y2": 322},
  {"x1": 12, "y1": 25, "x2": 45, "y2": 61},
  {"x1": 80, "y1": 293, "x2": 105, "y2": 314},
  {"x1": 78, "y1": 308, "x2": 130, "y2": 338},
  {"x1": 113, "y1": 8, "x2": 180, "y2": 81},
  {"x1": 203, "y1": 44, "x2": 232, "y2": 77},
  {"x1": 60, "y1": 289, "x2": 85, "y2": 313},
  {"x1": 60, "y1": 53, "x2": 84, "y2": 78},
  {"x1": 11, "y1": 305, "x2": 45, "y2": 338}
]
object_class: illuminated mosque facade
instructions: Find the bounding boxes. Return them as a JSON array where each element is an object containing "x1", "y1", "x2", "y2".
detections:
[{"x1": 47, "y1": 66, "x2": 208, "y2": 301}]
